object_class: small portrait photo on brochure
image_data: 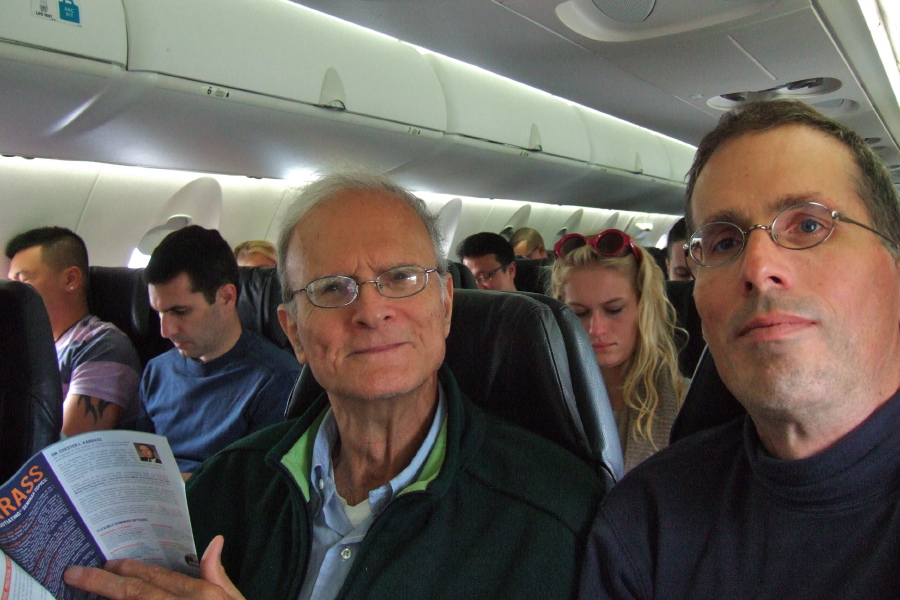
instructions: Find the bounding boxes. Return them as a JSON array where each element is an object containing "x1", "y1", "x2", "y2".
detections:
[{"x1": 135, "y1": 442, "x2": 162, "y2": 464}]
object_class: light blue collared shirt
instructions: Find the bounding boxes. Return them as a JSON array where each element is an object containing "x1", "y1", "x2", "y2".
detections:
[{"x1": 297, "y1": 388, "x2": 447, "y2": 600}]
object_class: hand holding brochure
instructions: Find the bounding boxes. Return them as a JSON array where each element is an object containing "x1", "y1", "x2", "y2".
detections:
[{"x1": 0, "y1": 431, "x2": 200, "y2": 599}]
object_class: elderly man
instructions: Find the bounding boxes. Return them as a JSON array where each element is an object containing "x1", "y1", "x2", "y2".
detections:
[
  {"x1": 580, "y1": 100, "x2": 900, "y2": 598},
  {"x1": 66, "y1": 172, "x2": 602, "y2": 599},
  {"x1": 456, "y1": 231, "x2": 518, "y2": 291},
  {"x1": 6, "y1": 226, "x2": 141, "y2": 435}
]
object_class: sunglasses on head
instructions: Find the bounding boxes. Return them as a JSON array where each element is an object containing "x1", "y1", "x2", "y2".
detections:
[{"x1": 554, "y1": 229, "x2": 642, "y2": 263}]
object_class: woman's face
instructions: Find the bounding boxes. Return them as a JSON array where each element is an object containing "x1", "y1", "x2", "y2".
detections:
[{"x1": 563, "y1": 266, "x2": 639, "y2": 372}]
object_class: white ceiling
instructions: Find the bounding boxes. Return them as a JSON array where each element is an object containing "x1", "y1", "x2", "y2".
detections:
[{"x1": 293, "y1": 0, "x2": 900, "y2": 176}]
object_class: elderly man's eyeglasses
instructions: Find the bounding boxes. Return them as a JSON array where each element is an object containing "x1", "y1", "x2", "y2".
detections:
[
  {"x1": 554, "y1": 229, "x2": 642, "y2": 264},
  {"x1": 473, "y1": 264, "x2": 506, "y2": 284},
  {"x1": 290, "y1": 265, "x2": 437, "y2": 308},
  {"x1": 686, "y1": 201, "x2": 898, "y2": 268}
]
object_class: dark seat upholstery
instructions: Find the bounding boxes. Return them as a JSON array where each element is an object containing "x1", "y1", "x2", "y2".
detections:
[
  {"x1": 665, "y1": 279, "x2": 705, "y2": 378},
  {"x1": 513, "y1": 257, "x2": 553, "y2": 294},
  {"x1": 89, "y1": 266, "x2": 172, "y2": 366},
  {"x1": 669, "y1": 346, "x2": 745, "y2": 444},
  {"x1": 0, "y1": 281, "x2": 62, "y2": 481},
  {"x1": 284, "y1": 288, "x2": 623, "y2": 492},
  {"x1": 88, "y1": 266, "x2": 293, "y2": 365},
  {"x1": 236, "y1": 266, "x2": 291, "y2": 351},
  {"x1": 448, "y1": 261, "x2": 477, "y2": 289}
]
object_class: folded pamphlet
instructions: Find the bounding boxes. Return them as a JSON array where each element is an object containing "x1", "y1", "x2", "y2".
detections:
[{"x1": 0, "y1": 431, "x2": 199, "y2": 599}]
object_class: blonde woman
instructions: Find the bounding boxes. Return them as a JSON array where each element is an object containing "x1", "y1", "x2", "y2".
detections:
[
  {"x1": 233, "y1": 239, "x2": 277, "y2": 267},
  {"x1": 550, "y1": 229, "x2": 686, "y2": 471}
]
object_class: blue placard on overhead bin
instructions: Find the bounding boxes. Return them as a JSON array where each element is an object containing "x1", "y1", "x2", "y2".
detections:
[{"x1": 59, "y1": 0, "x2": 80, "y2": 24}]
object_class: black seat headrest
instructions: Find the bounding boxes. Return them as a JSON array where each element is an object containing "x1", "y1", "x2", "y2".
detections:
[
  {"x1": 669, "y1": 346, "x2": 746, "y2": 444},
  {"x1": 0, "y1": 281, "x2": 62, "y2": 481},
  {"x1": 448, "y1": 261, "x2": 478, "y2": 289},
  {"x1": 513, "y1": 257, "x2": 553, "y2": 294},
  {"x1": 285, "y1": 288, "x2": 622, "y2": 492},
  {"x1": 237, "y1": 266, "x2": 291, "y2": 351},
  {"x1": 89, "y1": 266, "x2": 172, "y2": 366},
  {"x1": 665, "y1": 279, "x2": 705, "y2": 378}
]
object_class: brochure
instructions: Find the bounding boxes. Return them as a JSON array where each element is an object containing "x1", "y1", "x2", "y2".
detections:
[{"x1": 0, "y1": 431, "x2": 199, "y2": 599}]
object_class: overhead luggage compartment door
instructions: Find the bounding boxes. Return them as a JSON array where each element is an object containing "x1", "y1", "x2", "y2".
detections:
[{"x1": 120, "y1": 0, "x2": 447, "y2": 178}]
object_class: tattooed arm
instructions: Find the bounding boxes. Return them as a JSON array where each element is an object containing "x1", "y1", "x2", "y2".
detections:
[{"x1": 62, "y1": 394, "x2": 125, "y2": 437}]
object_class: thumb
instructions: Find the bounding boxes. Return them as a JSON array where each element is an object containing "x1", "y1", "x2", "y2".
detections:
[{"x1": 200, "y1": 535, "x2": 245, "y2": 600}]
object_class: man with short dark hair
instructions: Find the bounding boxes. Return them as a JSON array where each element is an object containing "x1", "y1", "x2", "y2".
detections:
[
  {"x1": 6, "y1": 226, "x2": 141, "y2": 436},
  {"x1": 137, "y1": 225, "x2": 300, "y2": 473},
  {"x1": 66, "y1": 172, "x2": 602, "y2": 600},
  {"x1": 664, "y1": 217, "x2": 693, "y2": 281},
  {"x1": 510, "y1": 226, "x2": 549, "y2": 259},
  {"x1": 580, "y1": 100, "x2": 900, "y2": 598},
  {"x1": 456, "y1": 231, "x2": 518, "y2": 291}
]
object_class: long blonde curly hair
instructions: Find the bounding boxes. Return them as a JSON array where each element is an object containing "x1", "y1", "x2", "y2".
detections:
[{"x1": 549, "y1": 240, "x2": 685, "y2": 448}]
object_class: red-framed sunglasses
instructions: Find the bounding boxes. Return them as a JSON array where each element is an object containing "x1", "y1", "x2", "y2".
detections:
[{"x1": 554, "y1": 229, "x2": 642, "y2": 263}]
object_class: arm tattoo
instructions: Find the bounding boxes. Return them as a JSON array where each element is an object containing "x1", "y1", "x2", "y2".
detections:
[{"x1": 77, "y1": 395, "x2": 114, "y2": 424}]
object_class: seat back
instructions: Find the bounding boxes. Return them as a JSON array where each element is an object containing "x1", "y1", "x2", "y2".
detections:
[
  {"x1": 285, "y1": 288, "x2": 622, "y2": 492},
  {"x1": 89, "y1": 266, "x2": 172, "y2": 366},
  {"x1": 665, "y1": 279, "x2": 705, "y2": 378},
  {"x1": 669, "y1": 346, "x2": 746, "y2": 444},
  {"x1": 89, "y1": 266, "x2": 293, "y2": 365},
  {"x1": 449, "y1": 261, "x2": 478, "y2": 289},
  {"x1": 236, "y1": 266, "x2": 291, "y2": 351},
  {"x1": 0, "y1": 281, "x2": 62, "y2": 481},
  {"x1": 513, "y1": 257, "x2": 553, "y2": 294}
]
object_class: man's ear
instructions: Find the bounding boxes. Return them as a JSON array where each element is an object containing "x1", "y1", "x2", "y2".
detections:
[
  {"x1": 507, "y1": 260, "x2": 516, "y2": 279},
  {"x1": 277, "y1": 303, "x2": 308, "y2": 365},
  {"x1": 63, "y1": 266, "x2": 82, "y2": 292},
  {"x1": 442, "y1": 275, "x2": 454, "y2": 337},
  {"x1": 217, "y1": 283, "x2": 238, "y2": 307}
]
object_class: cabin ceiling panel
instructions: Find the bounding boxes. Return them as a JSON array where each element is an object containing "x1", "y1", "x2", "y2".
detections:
[{"x1": 0, "y1": 159, "x2": 101, "y2": 269}]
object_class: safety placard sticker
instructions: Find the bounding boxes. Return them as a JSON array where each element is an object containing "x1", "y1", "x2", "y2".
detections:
[{"x1": 31, "y1": 0, "x2": 82, "y2": 26}]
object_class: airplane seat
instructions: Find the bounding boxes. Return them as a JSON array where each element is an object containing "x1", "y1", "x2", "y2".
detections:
[
  {"x1": 88, "y1": 266, "x2": 172, "y2": 366},
  {"x1": 449, "y1": 261, "x2": 478, "y2": 289},
  {"x1": 513, "y1": 257, "x2": 553, "y2": 295},
  {"x1": 284, "y1": 288, "x2": 623, "y2": 492},
  {"x1": 669, "y1": 346, "x2": 745, "y2": 444},
  {"x1": 237, "y1": 266, "x2": 292, "y2": 352},
  {"x1": 665, "y1": 279, "x2": 705, "y2": 378},
  {"x1": 0, "y1": 280, "x2": 62, "y2": 482}
]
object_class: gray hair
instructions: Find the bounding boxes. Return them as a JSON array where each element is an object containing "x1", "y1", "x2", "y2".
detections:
[{"x1": 276, "y1": 171, "x2": 449, "y2": 309}]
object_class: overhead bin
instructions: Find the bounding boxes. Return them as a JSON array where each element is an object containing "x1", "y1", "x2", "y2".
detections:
[
  {"x1": 422, "y1": 52, "x2": 591, "y2": 161},
  {"x1": 0, "y1": 0, "x2": 126, "y2": 67},
  {"x1": 122, "y1": 0, "x2": 446, "y2": 132}
]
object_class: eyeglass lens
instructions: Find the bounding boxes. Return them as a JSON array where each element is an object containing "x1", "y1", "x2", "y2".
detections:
[
  {"x1": 304, "y1": 266, "x2": 430, "y2": 308},
  {"x1": 689, "y1": 202, "x2": 835, "y2": 267}
]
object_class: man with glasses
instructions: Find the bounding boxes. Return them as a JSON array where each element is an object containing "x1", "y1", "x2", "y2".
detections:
[
  {"x1": 66, "y1": 172, "x2": 601, "y2": 600},
  {"x1": 580, "y1": 100, "x2": 900, "y2": 599},
  {"x1": 456, "y1": 231, "x2": 518, "y2": 291}
]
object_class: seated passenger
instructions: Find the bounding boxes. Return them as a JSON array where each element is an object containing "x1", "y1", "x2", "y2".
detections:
[
  {"x1": 456, "y1": 231, "x2": 518, "y2": 291},
  {"x1": 66, "y1": 171, "x2": 603, "y2": 600},
  {"x1": 579, "y1": 100, "x2": 900, "y2": 599},
  {"x1": 510, "y1": 226, "x2": 550, "y2": 259},
  {"x1": 665, "y1": 217, "x2": 693, "y2": 281},
  {"x1": 136, "y1": 225, "x2": 300, "y2": 473},
  {"x1": 5, "y1": 227, "x2": 141, "y2": 435},
  {"x1": 550, "y1": 230, "x2": 685, "y2": 471},
  {"x1": 233, "y1": 239, "x2": 277, "y2": 267}
]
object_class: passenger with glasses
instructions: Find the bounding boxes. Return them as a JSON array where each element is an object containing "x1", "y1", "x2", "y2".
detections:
[
  {"x1": 456, "y1": 231, "x2": 518, "y2": 291},
  {"x1": 550, "y1": 229, "x2": 686, "y2": 472},
  {"x1": 580, "y1": 101, "x2": 900, "y2": 600},
  {"x1": 67, "y1": 172, "x2": 603, "y2": 600}
]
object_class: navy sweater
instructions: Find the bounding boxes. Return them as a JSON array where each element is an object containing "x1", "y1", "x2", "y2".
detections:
[{"x1": 581, "y1": 389, "x2": 900, "y2": 599}]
